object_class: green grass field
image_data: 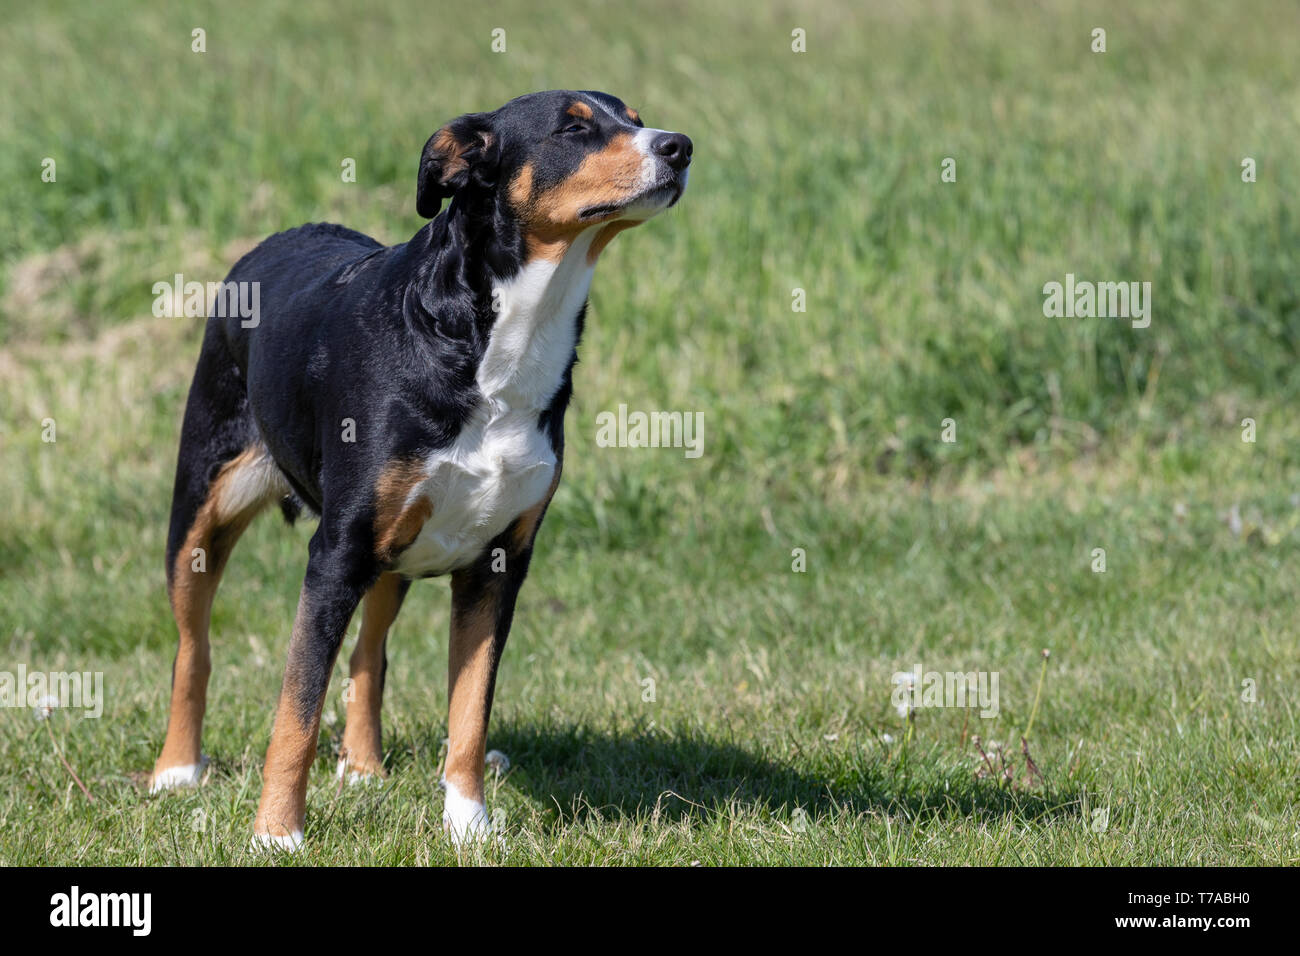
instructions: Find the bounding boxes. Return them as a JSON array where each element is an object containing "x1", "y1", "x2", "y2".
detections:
[{"x1": 2, "y1": 0, "x2": 1298, "y2": 865}]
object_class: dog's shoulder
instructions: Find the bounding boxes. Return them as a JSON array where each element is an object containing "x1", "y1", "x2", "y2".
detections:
[
  {"x1": 237, "y1": 223, "x2": 379, "y2": 265},
  {"x1": 228, "y1": 222, "x2": 384, "y2": 275},
  {"x1": 268, "y1": 221, "x2": 382, "y2": 248}
]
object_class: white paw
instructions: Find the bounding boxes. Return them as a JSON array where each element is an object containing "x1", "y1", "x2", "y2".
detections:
[
  {"x1": 335, "y1": 757, "x2": 384, "y2": 786},
  {"x1": 149, "y1": 755, "x2": 210, "y2": 794},
  {"x1": 441, "y1": 778, "x2": 491, "y2": 846},
  {"x1": 250, "y1": 830, "x2": 304, "y2": 853}
]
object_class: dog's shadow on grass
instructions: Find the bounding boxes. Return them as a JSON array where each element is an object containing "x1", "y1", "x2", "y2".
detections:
[{"x1": 479, "y1": 723, "x2": 1080, "y2": 828}]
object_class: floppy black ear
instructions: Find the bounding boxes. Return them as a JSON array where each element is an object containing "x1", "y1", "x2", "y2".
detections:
[{"x1": 416, "y1": 112, "x2": 496, "y2": 218}]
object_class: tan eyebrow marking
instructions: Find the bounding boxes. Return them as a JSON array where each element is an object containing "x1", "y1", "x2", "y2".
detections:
[
  {"x1": 567, "y1": 101, "x2": 593, "y2": 119},
  {"x1": 625, "y1": 107, "x2": 640, "y2": 123}
]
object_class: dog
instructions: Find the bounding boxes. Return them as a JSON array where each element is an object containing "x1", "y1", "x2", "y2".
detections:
[{"x1": 148, "y1": 90, "x2": 691, "y2": 849}]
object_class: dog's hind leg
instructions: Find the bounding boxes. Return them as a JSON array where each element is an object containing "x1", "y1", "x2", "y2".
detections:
[
  {"x1": 337, "y1": 571, "x2": 411, "y2": 783},
  {"x1": 151, "y1": 328, "x2": 286, "y2": 793}
]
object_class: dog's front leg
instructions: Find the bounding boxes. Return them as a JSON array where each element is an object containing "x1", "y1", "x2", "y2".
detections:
[
  {"x1": 338, "y1": 571, "x2": 410, "y2": 782},
  {"x1": 443, "y1": 558, "x2": 528, "y2": 844},
  {"x1": 253, "y1": 532, "x2": 370, "y2": 849}
]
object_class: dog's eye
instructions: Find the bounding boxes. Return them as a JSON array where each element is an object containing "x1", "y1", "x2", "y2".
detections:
[{"x1": 556, "y1": 123, "x2": 588, "y2": 135}]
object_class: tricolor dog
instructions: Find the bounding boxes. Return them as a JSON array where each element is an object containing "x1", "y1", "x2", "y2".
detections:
[{"x1": 148, "y1": 90, "x2": 691, "y2": 848}]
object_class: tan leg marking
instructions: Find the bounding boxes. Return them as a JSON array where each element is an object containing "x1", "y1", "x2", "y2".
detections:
[
  {"x1": 253, "y1": 590, "x2": 333, "y2": 839},
  {"x1": 153, "y1": 445, "x2": 285, "y2": 786},
  {"x1": 444, "y1": 577, "x2": 501, "y2": 808},
  {"x1": 339, "y1": 572, "x2": 404, "y2": 778},
  {"x1": 511, "y1": 467, "x2": 561, "y2": 552},
  {"x1": 373, "y1": 459, "x2": 432, "y2": 563},
  {"x1": 444, "y1": 472, "x2": 559, "y2": 810}
]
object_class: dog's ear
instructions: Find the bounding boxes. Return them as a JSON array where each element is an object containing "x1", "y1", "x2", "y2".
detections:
[{"x1": 416, "y1": 112, "x2": 497, "y2": 218}]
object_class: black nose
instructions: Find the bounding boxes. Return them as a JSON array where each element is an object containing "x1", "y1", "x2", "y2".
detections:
[{"x1": 652, "y1": 132, "x2": 693, "y2": 171}]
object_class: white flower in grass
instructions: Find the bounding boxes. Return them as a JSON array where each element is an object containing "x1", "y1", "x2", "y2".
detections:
[
  {"x1": 485, "y1": 750, "x2": 510, "y2": 775},
  {"x1": 1227, "y1": 504, "x2": 1243, "y2": 536},
  {"x1": 33, "y1": 695, "x2": 59, "y2": 720},
  {"x1": 881, "y1": 734, "x2": 894, "y2": 745}
]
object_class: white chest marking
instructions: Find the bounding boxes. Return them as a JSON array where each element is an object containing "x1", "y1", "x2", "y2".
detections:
[{"x1": 393, "y1": 232, "x2": 597, "y2": 577}]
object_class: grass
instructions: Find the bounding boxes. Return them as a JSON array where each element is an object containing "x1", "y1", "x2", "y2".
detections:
[{"x1": 2, "y1": 0, "x2": 1299, "y2": 865}]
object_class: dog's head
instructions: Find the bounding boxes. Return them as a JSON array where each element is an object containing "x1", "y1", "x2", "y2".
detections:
[{"x1": 416, "y1": 90, "x2": 691, "y2": 261}]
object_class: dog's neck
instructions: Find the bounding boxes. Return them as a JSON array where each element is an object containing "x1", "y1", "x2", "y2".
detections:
[
  {"x1": 409, "y1": 207, "x2": 599, "y2": 412},
  {"x1": 477, "y1": 229, "x2": 597, "y2": 410}
]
